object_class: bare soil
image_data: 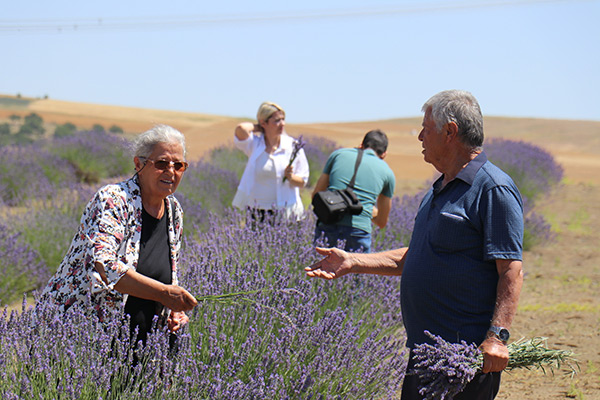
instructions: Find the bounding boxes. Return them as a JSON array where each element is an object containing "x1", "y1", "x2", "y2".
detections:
[{"x1": 2, "y1": 96, "x2": 599, "y2": 399}]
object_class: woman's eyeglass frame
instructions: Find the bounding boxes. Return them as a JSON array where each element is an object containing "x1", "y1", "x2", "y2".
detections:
[{"x1": 139, "y1": 157, "x2": 188, "y2": 172}]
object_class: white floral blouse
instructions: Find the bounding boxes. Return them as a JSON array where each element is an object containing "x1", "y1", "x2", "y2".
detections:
[{"x1": 39, "y1": 176, "x2": 183, "y2": 321}]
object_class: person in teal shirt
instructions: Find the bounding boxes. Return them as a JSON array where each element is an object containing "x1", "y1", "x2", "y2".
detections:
[{"x1": 312, "y1": 129, "x2": 396, "y2": 252}]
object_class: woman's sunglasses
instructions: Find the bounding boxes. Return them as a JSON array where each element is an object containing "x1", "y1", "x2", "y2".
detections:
[{"x1": 140, "y1": 157, "x2": 188, "y2": 172}]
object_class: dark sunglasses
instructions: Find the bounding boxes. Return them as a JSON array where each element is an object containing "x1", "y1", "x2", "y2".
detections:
[{"x1": 140, "y1": 157, "x2": 188, "y2": 172}]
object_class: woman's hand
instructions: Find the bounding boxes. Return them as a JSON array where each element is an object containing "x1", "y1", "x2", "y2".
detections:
[
  {"x1": 161, "y1": 285, "x2": 198, "y2": 312},
  {"x1": 167, "y1": 310, "x2": 189, "y2": 333},
  {"x1": 115, "y1": 269, "x2": 198, "y2": 312},
  {"x1": 235, "y1": 122, "x2": 261, "y2": 141},
  {"x1": 284, "y1": 165, "x2": 305, "y2": 187},
  {"x1": 284, "y1": 164, "x2": 294, "y2": 181}
]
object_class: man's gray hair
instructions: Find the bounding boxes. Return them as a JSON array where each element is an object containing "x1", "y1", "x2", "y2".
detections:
[
  {"x1": 132, "y1": 124, "x2": 187, "y2": 159},
  {"x1": 422, "y1": 90, "x2": 484, "y2": 148}
]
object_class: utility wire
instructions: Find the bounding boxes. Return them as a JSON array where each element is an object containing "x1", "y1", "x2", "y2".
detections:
[{"x1": 0, "y1": 0, "x2": 589, "y2": 34}]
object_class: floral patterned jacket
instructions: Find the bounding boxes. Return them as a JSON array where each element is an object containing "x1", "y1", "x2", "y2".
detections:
[{"x1": 39, "y1": 176, "x2": 183, "y2": 321}]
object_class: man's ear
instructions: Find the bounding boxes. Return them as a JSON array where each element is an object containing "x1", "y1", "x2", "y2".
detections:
[
  {"x1": 445, "y1": 121, "x2": 459, "y2": 139},
  {"x1": 379, "y1": 151, "x2": 387, "y2": 160}
]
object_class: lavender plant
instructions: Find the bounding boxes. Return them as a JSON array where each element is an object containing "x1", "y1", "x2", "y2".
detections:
[
  {"x1": 411, "y1": 331, "x2": 577, "y2": 400},
  {"x1": 175, "y1": 160, "x2": 239, "y2": 228},
  {"x1": 45, "y1": 130, "x2": 132, "y2": 183},
  {"x1": 0, "y1": 224, "x2": 49, "y2": 305},
  {"x1": 372, "y1": 193, "x2": 423, "y2": 252},
  {"x1": 4, "y1": 186, "x2": 95, "y2": 274},
  {"x1": 206, "y1": 145, "x2": 248, "y2": 180},
  {"x1": 178, "y1": 209, "x2": 407, "y2": 398},
  {"x1": 302, "y1": 135, "x2": 339, "y2": 187},
  {"x1": 485, "y1": 138, "x2": 563, "y2": 203},
  {"x1": 0, "y1": 144, "x2": 77, "y2": 206}
]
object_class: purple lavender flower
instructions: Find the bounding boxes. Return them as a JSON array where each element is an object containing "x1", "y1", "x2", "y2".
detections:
[
  {"x1": 282, "y1": 136, "x2": 306, "y2": 183},
  {"x1": 410, "y1": 331, "x2": 480, "y2": 400}
]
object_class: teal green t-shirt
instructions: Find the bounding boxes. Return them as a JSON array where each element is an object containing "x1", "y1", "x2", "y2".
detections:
[{"x1": 323, "y1": 148, "x2": 395, "y2": 233}]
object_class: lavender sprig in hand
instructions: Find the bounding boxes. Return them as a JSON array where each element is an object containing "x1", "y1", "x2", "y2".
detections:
[
  {"x1": 282, "y1": 136, "x2": 305, "y2": 183},
  {"x1": 411, "y1": 331, "x2": 578, "y2": 400}
]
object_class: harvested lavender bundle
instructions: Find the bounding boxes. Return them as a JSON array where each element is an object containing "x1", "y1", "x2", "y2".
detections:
[
  {"x1": 411, "y1": 331, "x2": 480, "y2": 400},
  {"x1": 411, "y1": 331, "x2": 577, "y2": 400}
]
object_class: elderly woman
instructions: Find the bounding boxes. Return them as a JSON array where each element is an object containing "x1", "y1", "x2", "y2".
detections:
[
  {"x1": 39, "y1": 124, "x2": 197, "y2": 342},
  {"x1": 232, "y1": 101, "x2": 309, "y2": 220}
]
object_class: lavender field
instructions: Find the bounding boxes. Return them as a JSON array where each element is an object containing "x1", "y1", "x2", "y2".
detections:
[{"x1": 0, "y1": 131, "x2": 562, "y2": 399}]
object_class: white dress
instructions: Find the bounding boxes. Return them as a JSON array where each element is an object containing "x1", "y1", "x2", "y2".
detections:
[{"x1": 232, "y1": 131, "x2": 309, "y2": 219}]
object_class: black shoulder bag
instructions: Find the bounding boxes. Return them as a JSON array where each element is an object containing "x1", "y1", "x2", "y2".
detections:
[{"x1": 311, "y1": 149, "x2": 364, "y2": 225}]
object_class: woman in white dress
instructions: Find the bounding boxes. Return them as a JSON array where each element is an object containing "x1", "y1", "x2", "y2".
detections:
[{"x1": 232, "y1": 102, "x2": 309, "y2": 221}]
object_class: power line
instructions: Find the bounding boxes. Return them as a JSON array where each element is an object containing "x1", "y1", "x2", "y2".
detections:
[{"x1": 0, "y1": 0, "x2": 589, "y2": 34}]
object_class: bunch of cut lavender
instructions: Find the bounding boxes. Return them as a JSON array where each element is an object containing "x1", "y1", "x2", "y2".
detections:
[
  {"x1": 282, "y1": 136, "x2": 305, "y2": 183},
  {"x1": 410, "y1": 331, "x2": 480, "y2": 400},
  {"x1": 411, "y1": 331, "x2": 578, "y2": 400}
]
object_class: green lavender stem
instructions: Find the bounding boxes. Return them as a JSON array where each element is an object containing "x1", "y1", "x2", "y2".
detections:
[
  {"x1": 474, "y1": 337, "x2": 578, "y2": 374},
  {"x1": 195, "y1": 288, "x2": 303, "y2": 326}
]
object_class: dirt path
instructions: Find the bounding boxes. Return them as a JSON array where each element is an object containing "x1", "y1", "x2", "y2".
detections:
[{"x1": 498, "y1": 181, "x2": 600, "y2": 399}]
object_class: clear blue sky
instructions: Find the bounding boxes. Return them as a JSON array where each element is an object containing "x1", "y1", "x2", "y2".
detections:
[{"x1": 1, "y1": 0, "x2": 599, "y2": 123}]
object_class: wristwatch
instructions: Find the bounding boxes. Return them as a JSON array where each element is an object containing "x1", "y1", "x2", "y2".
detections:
[{"x1": 488, "y1": 326, "x2": 510, "y2": 343}]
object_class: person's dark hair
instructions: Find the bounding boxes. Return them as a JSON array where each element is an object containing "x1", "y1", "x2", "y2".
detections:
[
  {"x1": 361, "y1": 129, "x2": 388, "y2": 156},
  {"x1": 421, "y1": 90, "x2": 484, "y2": 149}
]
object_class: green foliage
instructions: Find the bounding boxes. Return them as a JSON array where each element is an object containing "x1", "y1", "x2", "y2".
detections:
[
  {"x1": 206, "y1": 145, "x2": 248, "y2": 179},
  {"x1": 0, "y1": 123, "x2": 11, "y2": 136},
  {"x1": 54, "y1": 122, "x2": 77, "y2": 137},
  {"x1": 92, "y1": 124, "x2": 105, "y2": 133},
  {"x1": 21, "y1": 113, "x2": 45, "y2": 136},
  {"x1": 109, "y1": 125, "x2": 124, "y2": 134},
  {"x1": 0, "y1": 97, "x2": 30, "y2": 108},
  {"x1": 10, "y1": 193, "x2": 90, "y2": 274}
]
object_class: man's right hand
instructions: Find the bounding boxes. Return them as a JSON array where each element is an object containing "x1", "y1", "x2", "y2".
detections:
[{"x1": 305, "y1": 247, "x2": 354, "y2": 280}]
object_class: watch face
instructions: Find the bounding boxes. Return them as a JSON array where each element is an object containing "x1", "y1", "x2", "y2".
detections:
[{"x1": 498, "y1": 328, "x2": 510, "y2": 342}]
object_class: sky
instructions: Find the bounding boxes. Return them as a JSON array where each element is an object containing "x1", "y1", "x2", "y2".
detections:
[{"x1": 1, "y1": 0, "x2": 599, "y2": 123}]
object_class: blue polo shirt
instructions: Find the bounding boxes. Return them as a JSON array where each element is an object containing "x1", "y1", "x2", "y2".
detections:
[{"x1": 401, "y1": 152, "x2": 523, "y2": 347}]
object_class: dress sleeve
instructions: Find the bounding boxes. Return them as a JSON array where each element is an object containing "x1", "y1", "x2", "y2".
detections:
[
  {"x1": 293, "y1": 148, "x2": 310, "y2": 184},
  {"x1": 234, "y1": 131, "x2": 256, "y2": 156},
  {"x1": 85, "y1": 189, "x2": 133, "y2": 289}
]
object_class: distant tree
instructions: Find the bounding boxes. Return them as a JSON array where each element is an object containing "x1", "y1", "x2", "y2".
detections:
[
  {"x1": 14, "y1": 130, "x2": 34, "y2": 144},
  {"x1": 21, "y1": 113, "x2": 45, "y2": 136},
  {"x1": 54, "y1": 122, "x2": 77, "y2": 137},
  {"x1": 92, "y1": 124, "x2": 105, "y2": 133},
  {"x1": 9, "y1": 114, "x2": 21, "y2": 122},
  {"x1": 18, "y1": 124, "x2": 34, "y2": 136},
  {"x1": 0, "y1": 122, "x2": 10, "y2": 136},
  {"x1": 0, "y1": 123, "x2": 12, "y2": 145},
  {"x1": 108, "y1": 124, "x2": 124, "y2": 134}
]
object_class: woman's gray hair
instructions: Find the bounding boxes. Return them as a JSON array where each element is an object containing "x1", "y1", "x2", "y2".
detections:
[
  {"x1": 422, "y1": 90, "x2": 484, "y2": 148},
  {"x1": 132, "y1": 124, "x2": 187, "y2": 159}
]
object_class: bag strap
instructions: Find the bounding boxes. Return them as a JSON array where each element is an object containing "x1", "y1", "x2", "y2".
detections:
[{"x1": 347, "y1": 149, "x2": 364, "y2": 189}]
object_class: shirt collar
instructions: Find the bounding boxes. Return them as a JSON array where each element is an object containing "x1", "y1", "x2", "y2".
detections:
[
  {"x1": 433, "y1": 151, "x2": 487, "y2": 193},
  {"x1": 363, "y1": 148, "x2": 377, "y2": 157},
  {"x1": 455, "y1": 151, "x2": 487, "y2": 185}
]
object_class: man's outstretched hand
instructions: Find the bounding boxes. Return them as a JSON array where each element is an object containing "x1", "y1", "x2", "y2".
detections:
[{"x1": 305, "y1": 247, "x2": 354, "y2": 280}]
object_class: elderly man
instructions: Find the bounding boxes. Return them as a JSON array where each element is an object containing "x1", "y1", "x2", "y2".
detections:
[{"x1": 306, "y1": 90, "x2": 523, "y2": 399}]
